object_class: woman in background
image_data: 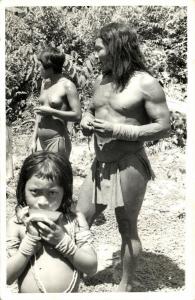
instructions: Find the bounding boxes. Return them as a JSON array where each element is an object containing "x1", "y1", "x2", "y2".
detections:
[{"x1": 31, "y1": 47, "x2": 81, "y2": 159}]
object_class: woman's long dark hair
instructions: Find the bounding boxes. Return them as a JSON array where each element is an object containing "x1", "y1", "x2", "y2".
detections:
[
  {"x1": 38, "y1": 47, "x2": 65, "y2": 73},
  {"x1": 99, "y1": 22, "x2": 149, "y2": 91},
  {"x1": 16, "y1": 151, "x2": 73, "y2": 214}
]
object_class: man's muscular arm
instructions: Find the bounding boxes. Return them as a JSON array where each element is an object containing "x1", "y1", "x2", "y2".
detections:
[
  {"x1": 140, "y1": 76, "x2": 170, "y2": 140},
  {"x1": 112, "y1": 76, "x2": 170, "y2": 141},
  {"x1": 93, "y1": 75, "x2": 171, "y2": 142}
]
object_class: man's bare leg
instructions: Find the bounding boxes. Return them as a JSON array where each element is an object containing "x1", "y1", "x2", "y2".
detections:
[
  {"x1": 115, "y1": 166, "x2": 148, "y2": 291},
  {"x1": 76, "y1": 166, "x2": 106, "y2": 226},
  {"x1": 116, "y1": 218, "x2": 143, "y2": 291}
]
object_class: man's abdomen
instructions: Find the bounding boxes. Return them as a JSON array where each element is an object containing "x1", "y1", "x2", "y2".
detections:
[{"x1": 94, "y1": 135, "x2": 143, "y2": 162}]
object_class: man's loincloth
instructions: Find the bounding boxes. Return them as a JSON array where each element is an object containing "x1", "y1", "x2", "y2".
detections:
[{"x1": 91, "y1": 147, "x2": 155, "y2": 209}]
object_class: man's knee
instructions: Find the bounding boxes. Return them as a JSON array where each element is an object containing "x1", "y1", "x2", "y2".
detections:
[
  {"x1": 118, "y1": 220, "x2": 142, "y2": 256},
  {"x1": 117, "y1": 217, "x2": 130, "y2": 237},
  {"x1": 116, "y1": 208, "x2": 138, "y2": 236}
]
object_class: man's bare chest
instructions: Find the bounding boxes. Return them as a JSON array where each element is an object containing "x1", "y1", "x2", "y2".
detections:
[{"x1": 93, "y1": 82, "x2": 143, "y2": 114}]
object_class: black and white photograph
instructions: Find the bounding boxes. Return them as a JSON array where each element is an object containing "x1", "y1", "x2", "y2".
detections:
[{"x1": 0, "y1": 0, "x2": 194, "y2": 299}]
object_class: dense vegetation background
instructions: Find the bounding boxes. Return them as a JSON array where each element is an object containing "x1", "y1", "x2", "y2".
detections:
[
  {"x1": 5, "y1": 6, "x2": 187, "y2": 146},
  {"x1": 6, "y1": 6, "x2": 186, "y2": 292}
]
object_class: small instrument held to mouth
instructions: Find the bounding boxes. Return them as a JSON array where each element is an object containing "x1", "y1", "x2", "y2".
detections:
[{"x1": 29, "y1": 208, "x2": 63, "y2": 223}]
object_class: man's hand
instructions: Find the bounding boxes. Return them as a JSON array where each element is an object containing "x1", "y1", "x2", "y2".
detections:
[
  {"x1": 92, "y1": 119, "x2": 113, "y2": 138},
  {"x1": 80, "y1": 114, "x2": 94, "y2": 136}
]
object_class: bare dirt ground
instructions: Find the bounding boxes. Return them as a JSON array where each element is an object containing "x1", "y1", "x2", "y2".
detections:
[{"x1": 6, "y1": 132, "x2": 185, "y2": 293}]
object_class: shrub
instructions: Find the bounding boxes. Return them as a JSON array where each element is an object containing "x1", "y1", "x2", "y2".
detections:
[
  {"x1": 170, "y1": 111, "x2": 186, "y2": 147},
  {"x1": 5, "y1": 7, "x2": 96, "y2": 122}
]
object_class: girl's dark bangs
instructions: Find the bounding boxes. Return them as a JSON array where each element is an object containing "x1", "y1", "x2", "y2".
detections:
[{"x1": 33, "y1": 161, "x2": 61, "y2": 185}]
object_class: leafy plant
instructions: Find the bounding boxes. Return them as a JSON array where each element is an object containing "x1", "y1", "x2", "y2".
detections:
[{"x1": 170, "y1": 111, "x2": 186, "y2": 147}]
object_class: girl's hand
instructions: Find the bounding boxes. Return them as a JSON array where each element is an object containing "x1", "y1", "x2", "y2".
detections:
[
  {"x1": 25, "y1": 212, "x2": 51, "y2": 237},
  {"x1": 37, "y1": 219, "x2": 65, "y2": 246},
  {"x1": 16, "y1": 206, "x2": 29, "y2": 224},
  {"x1": 16, "y1": 206, "x2": 40, "y2": 237},
  {"x1": 25, "y1": 220, "x2": 40, "y2": 237},
  {"x1": 93, "y1": 118, "x2": 114, "y2": 138}
]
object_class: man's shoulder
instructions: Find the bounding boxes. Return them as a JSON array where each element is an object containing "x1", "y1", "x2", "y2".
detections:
[
  {"x1": 133, "y1": 71, "x2": 158, "y2": 87},
  {"x1": 134, "y1": 72, "x2": 165, "y2": 102},
  {"x1": 94, "y1": 74, "x2": 103, "y2": 88},
  {"x1": 133, "y1": 71, "x2": 163, "y2": 94}
]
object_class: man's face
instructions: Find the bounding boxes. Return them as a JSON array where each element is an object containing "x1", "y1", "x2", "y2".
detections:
[{"x1": 94, "y1": 38, "x2": 112, "y2": 73}]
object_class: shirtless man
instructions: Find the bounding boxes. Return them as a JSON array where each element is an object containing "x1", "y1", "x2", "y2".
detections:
[
  {"x1": 31, "y1": 47, "x2": 81, "y2": 159},
  {"x1": 77, "y1": 22, "x2": 170, "y2": 291}
]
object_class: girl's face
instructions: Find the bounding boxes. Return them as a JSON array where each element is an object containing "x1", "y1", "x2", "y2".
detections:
[{"x1": 25, "y1": 175, "x2": 64, "y2": 211}]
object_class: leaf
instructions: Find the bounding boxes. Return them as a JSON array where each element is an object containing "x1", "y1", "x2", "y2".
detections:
[
  {"x1": 77, "y1": 74, "x2": 86, "y2": 87},
  {"x1": 85, "y1": 59, "x2": 93, "y2": 72}
]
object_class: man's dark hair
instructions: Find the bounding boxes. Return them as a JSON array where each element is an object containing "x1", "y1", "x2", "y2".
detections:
[
  {"x1": 38, "y1": 47, "x2": 65, "y2": 73},
  {"x1": 99, "y1": 22, "x2": 149, "y2": 91},
  {"x1": 16, "y1": 151, "x2": 73, "y2": 214}
]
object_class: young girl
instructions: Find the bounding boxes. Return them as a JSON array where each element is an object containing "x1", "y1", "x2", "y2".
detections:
[{"x1": 6, "y1": 151, "x2": 97, "y2": 293}]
